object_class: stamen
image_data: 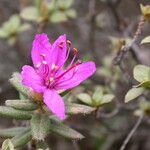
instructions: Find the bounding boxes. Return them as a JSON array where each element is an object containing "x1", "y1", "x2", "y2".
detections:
[
  {"x1": 67, "y1": 40, "x2": 71, "y2": 45},
  {"x1": 51, "y1": 63, "x2": 58, "y2": 70},
  {"x1": 36, "y1": 62, "x2": 41, "y2": 68},
  {"x1": 39, "y1": 53, "x2": 46, "y2": 57},
  {"x1": 55, "y1": 63, "x2": 80, "y2": 81},
  {"x1": 73, "y1": 48, "x2": 78, "y2": 55},
  {"x1": 58, "y1": 45, "x2": 63, "y2": 48},
  {"x1": 49, "y1": 77, "x2": 54, "y2": 82},
  {"x1": 58, "y1": 41, "x2": 64, "y2": 49},
  {"x1": 42, "y1": 61, "x2": 47, "y2": 65}
]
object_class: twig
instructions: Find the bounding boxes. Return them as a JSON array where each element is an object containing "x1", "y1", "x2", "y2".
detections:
[
  {"x1": 114, "y1": 16, "x2": 145, "y2": 66},
  {"x1": 119, "y1": 114, "x2": 144, "y2": 150},
  {"x1": 88, "y1": 0, "x2": 100, "y2": 64}
]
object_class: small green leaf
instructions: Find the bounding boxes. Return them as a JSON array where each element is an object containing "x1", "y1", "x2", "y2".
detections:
[
  {"x1": 9, "y1": 15, "x2": 21, "y2": 32},
  {"x1": 76, "y1": 93, "x2": 92, "y2": 105},
  {"x1": 92, "y1": 87, "x2": 103, "y2": 104},
  {"x1": 133, "y1": 65, "x2": 150, "y2": 83},
  {"x1": 141, "y1": 36, "x2": 150, "y2": 44},
  {"x1": 101, "y1": 94, "x2": 114, "y2": 105},
  {"x1": 140, "y1": 100, "x2": 150, "y2": 114},
  {"x1": 11, "y1": 129, "x2": 31, "y2": 148},
  {"x1": 2, "y1": 139, "x2": 15, "y2": 150},
  {"x1": 0, "y1": 29, "x2": 8, "y2": 38},
  {"x1": 0, "y1": 127, "x2": 30, "y2": 138},
  {"x1": 125, "y1": 87, "x2": 145, "y2": 103},
  {"x1": 20, "y1": 6, "x2": 40, "y2": 21},
  {"x1": 0, "y1": 106, "x2": 32, "y2": 120},
  {"x1": 65, "y1": 9, "x2": 76, "y2": 18},
  {"x1": 5, "y1": 100, "x2": 38, "y2": 111},
  {"x1": 9, "y1": 73, "x2": 30, "y2": 98},
  {"x1": 49, "y1": 118, "x2": 84, "y2": 139},
  {"x1": 58, "y1": 0, "x2": 74, "y2": 9},
  {"x1": 18, "y1": 24, "x2": 31, "y2": 32},
  {"x1": 65, "y1": 103, "x2": 95, "y2": 115},
  {"x1": 50, "y1": 11, "x2": 67, "y2": 23},
  {"x1": 31, "y1": 114, "x2": 50, "y2": 140}
]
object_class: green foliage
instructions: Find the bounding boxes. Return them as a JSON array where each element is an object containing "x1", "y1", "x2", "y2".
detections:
[
  {"x1": 20, "y1": 0, "x2": 76, "y2": 23},
  {"x1": 133, "y1": 65, "x2": 150, "y2": 88},
  {"x1": 5, "y1": 100, "x2": 38, "y2": 111},
  {"x1": 140, "y1": 4, "x2": 150, "y2": 21},
  {"x1": 0, "y1": 15, "x2": 30, "y2": 45},
  {"x1": 77, "y1": 86, "x2": 114, "y2": 107},
  {"x1": 125, "y1": 64, "x2": 150, "y2": 103},
  {"x1": 65, "y1": 103, "x2": 96, "y2": 115},
  {"x1": 9, "y1": 73, "x2": 31, "y2": 99},
  {"x1": 0, "y1": 127, "x2": 30, "y2": 138},
  {"x1": 49, "y1": 117, "x2": 84, "y2": 139},
  {"x1": 11, "y1": 129, "x2": 31, "y2": 148},
  {"x1": 0, "y1": 106, "x2": 32, "y2": 120},
  {"x1": 31, "y1": 114, "x2": 50, "y2": 140},
  {"x1": 141, "y1": 35, "x2": 150, "y2": 44},
  {"x1": 125, "y1": 87, "x2": 145, "y2": 103},
  {"x1": 2, "y1": 139, "x2": 15, "y2": 150}
]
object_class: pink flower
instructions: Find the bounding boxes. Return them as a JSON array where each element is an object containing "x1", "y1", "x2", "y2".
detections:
[{"x1": 21, "y1": 33, "x2": 96, "y2": 120}]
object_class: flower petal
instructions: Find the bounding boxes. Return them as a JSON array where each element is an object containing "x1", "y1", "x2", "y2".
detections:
[
  {"x1": 56, "y1": 61, "x2": 96, "y2": 90},
  {"x1": 50, "y1": 34, "x2": 67, "y2": 67},
  {"x1": 31, "y1": 33, "x2": 51, "y2": 67},
  {"x1": 44, "y1": 89, "x2": 66, "y2": 120},
  {"x1": 21, "y1": 65, "x2": 46, "y2": 92}
]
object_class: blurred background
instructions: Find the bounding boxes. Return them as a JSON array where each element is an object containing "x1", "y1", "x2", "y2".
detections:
[{"x1": 0, "y1": 0, "x2": 150, "y2": 150}]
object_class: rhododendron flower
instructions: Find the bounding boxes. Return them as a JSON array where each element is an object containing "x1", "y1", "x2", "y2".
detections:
[{"x1": 21, "y1": 33, "x2": 96, "y2": 120}]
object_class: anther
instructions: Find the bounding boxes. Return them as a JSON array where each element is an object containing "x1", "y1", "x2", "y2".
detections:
[
  {"x1": 42, "y1": 61, "x2": 47, "y2": 65},
  {"x1": 40, "y1": 54, "x2": 46, "y2": 57},
  {"x1": 36, "y1": 62, "x2": 41, "y2": 68},
  {"x1": 67, "y1": 40, "x2": 71, "y2": 45},
  {"x1": 49, "y1": 77, "x2": 54, "y2": 82},
  {"x1": 51, "y1": 64, "x2": 58, "y2": 70},
  {"x1": 58, "y1": 45, "x2": 63, "y2": 48},
  {"x1": 73, "y1": 48, "x2": 78, "y2": 55}
]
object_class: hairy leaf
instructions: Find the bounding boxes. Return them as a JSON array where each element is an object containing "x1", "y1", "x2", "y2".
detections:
[{"x1": 0, "y1": 106, "x2": 32, "y2": 120}]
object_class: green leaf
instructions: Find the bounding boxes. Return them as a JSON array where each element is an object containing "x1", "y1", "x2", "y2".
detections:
[
  {"x1": 5, "y1": 100, "x2": 38, "y2": 111},
  {"x1": 31, "y1": 114, "x2": 50, "y2": 140},
  {"x1": 140, "y1": 100, "x2": 150, "y2": 114},
  {"x1": 20, "y1": 6, "x2": 40, "y2": 21},
  {"x1": 58, "y1": 0, "x2": 74, "y2": 9},
  {"x1": 141, "y1": 36, "x2": 150, "y2": 44},
  {"x1": 49, "y1": 118, "x2": 84, "y2": 139},
  {"x1": 9, "y1": 73, "x2": 30, "y2": 98},
  {"x1": 50, "y1": 11, "x2": 67, "y2": 23},
  {"x1": 11, "y1": 129, "x2": 31, "y2": 148},
  {"x1": 65, "y1": 103, "x2": 95, "y2": 115},
  {"x1": 76, "y1": 93, "x2": 92, "y2": 105},
  {"x1": 18, "y1": 24, "x2": 31, "y2": 32},
  {"x1": 65, "y1": 9, "x2": 76, "y2": 18},
  {"x1": 2, "y1": 139, "x2": 15, "y2": 150},
  {"x1": 0, "y1": 29, "x2": 8, "y2": 38},
  {"x1": 133, "y1": 65, "x2": 150, "y2": 83},
  {"x1": 0, "y1": 127, "x2": 30, "y2": 138},
  {"x1": 92, "y1": 87, "x2": 103, "y2": 104},
  {"x1": 125, "y1": 87, "x2": 145, "y2": 103},
  {"x1": 36, "y1": 141, "x2": 49, "y2": 149},
  {"x1": 9, "y1": 15, "x2": 21, "y2": 32},
  {"x1": 0, "y1": 106, "x2": 32, "y2": 120},
  {"x1": 101, "y1": 94, "x2": 114, "y2": 105}
]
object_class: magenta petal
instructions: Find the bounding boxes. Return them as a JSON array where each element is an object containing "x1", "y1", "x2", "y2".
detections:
[
  {"x1": 31, "y1": 33, "x2": 51, "y2": 67},
  {"x1": 50, "y1": 34, "x2": 67, "y2": 67},
  {"x1": 21, "y1": 65, "x2": 46, "y2": 93},
  {"x1": 56, "y1": 61, "x2": 96, "y2": 90},
  {"x1": 44, "y1": 89, "x2": 66, "y2": 120}
]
